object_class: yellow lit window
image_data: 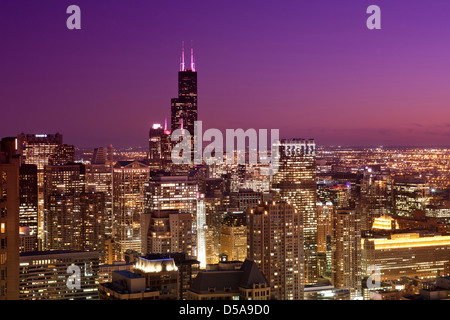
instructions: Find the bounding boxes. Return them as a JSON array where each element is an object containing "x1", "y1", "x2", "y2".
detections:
[{"x1": 0, "y1": 223, "x2": 5, "y2": 233}]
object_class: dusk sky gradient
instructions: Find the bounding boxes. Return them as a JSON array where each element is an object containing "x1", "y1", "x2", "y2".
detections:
[{"x1": 2, "y1": 0, "x2": 450, "y2": 147}]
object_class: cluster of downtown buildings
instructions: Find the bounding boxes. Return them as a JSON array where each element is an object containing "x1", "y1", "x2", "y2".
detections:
[{"x1": 2, "y1": 53, "x2": 450, "y2": 301}]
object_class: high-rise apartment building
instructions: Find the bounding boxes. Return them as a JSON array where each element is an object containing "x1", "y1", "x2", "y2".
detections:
[
  {"x1": 331, "y1": 208, "x2": 362, "y2": 296},
  {"x1": 143, "y1": 209, "x2": 193, "y2": 256},
  {"x1": 86, "y1": 161, "x2": 113, "y2": 240},
  {"x1": 247, "y1": 201, "x2": 303, "y2": 300},
  {"x1": 43, "y1": 163, "x2": 86, "y2": 250},
  {"x1": 0, "y1": 137, "x2": 20, "y2": 300},
  {"x1": 113, "y1": 160, "x2": 150, "y2": 260},
  {"x1": 271, "y1": 139, "x2": 318, "y2": 286},
  {"x1": 144, "y1": 175, "x2": 199, "y2": 259}
]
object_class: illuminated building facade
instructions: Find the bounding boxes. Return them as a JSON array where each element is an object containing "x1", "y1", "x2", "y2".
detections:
[
  {"x1": 358, "y1": 165, "x2": 392, "y2": 230},
  {"x1": 19, "y1": 250, "x2": 99, "y2": 300},
  {"x1": 144, "y1": 175, "x2": 199, "y2": 258},
  {"x1": 113, "y1": 160, "x2": 150, "y2": 260},
  {"x1": 331, "y1": 208, "x2": 362, "y2": 296},
  {"x1": 86, "y1": 163, "x2": 113, "y2": 239},
  {"x1": 148, "y1": 123, "x2": 172, "y2": 170},
  {"x1": 393, "y1": 177, "x2": 429, "y2": 218},
  {"x1": 0, "y1": 137, "x2": 20, "y2": 300},
  {"x1": 134, "y1": 257, "x2": 179, "y2": 299},
  {"x1": 48, "y1": 144, "x2": 75, "y2": 165},
  {"x1": 362, "y1": 233, "x2": 450, "y2": 281},
  {"x1": 317, "y1": 202, "x2": 333, "y2": 277},
  {"x1": 144, "y1": 252, "x2": 200, "y2": 300},
  {"x1": 144, "y1": 175, "x2": 198, "y2": 214},
  {"x1": 17, "y1": 133, "x2": 64, "y2": 244},
  {"x1": 247, "y1": 201, "x2": 303, "y2": 300},
  {"x1": 43, "y1": 163, "x2": 86, "y2": 250},
  {"x1": 143, "y1": 209, "x2": 193, "y2": 256},
  {"x1": 170, "y1": 44, "x2": 197, "y2": 137},
  {"x1": 19, "y1": 164, "x2": 38, "y2": 250},
  {"x1": 220, "y1": 213, "x2": 247, "y2": 262},
  {"x1": 271, "y1": 138, "x2": 318, "y2": 286}
]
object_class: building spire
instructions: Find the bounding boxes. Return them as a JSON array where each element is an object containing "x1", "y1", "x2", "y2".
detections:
[
  {"x1": 180, "y1": 41, "x2": 186, "y2": 72},
  {"x1": 190, "y1": 40, "x2": 195, "y2": 72}
]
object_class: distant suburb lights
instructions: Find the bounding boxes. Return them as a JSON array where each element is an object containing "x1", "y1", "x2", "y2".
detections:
[{"x1": 65, "y1": 4, "x2": 382, "y2": 31}]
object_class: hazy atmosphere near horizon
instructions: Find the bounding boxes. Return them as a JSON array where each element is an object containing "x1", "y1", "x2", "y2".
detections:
[{"x1": 2, "y1": 0, "x2": 450, "y2": 147}]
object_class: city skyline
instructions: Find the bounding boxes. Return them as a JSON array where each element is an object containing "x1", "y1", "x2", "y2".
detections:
[{"x1": 2, "y1": 1, "x2": 450, "y2": 148}]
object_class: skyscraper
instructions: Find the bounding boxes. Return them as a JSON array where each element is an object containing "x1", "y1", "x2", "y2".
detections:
[
  {"x1": 112, "y1": 160, "x2": 150, "y2": 260},
  {"x1": 247, "y1": 201, "x2": 303, "y2": 300},
  {"x1": 171, "y1": 42, "x2": 198, "y2": 166},
  {"x1": 271, "y1": 139, "x2": 318, "y2": 286},
  {"x1": 331, "y1": 208, "x2": 362, "y2": 297},
  {"x1": 43, "y1": 163, "x2": 86, "y2": 250},
  {"x1": 16, "y1": 133, "x2": 65, "y2": 244},
  {"x1": 357, "y1": 165, "x2": 392, "y2": 231},
  {"x1": 220, "y1": 212, "x2": 247, "y2": 262},
  {"x1": 148, "y1": 123, "x2": 172, "y2": 170},
  {"x1": 19, "y1": 164, "x2": 38, "y2": 250},
  {"x1": 171, "y1": 42, "x2": 198, "y2": 136}
]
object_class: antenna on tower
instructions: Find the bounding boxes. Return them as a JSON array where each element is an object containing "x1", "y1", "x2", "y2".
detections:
[
  {"x1": 164, "y1": 117, "x2": 167, "y2": 131},
  {"x1": 180, "y1": 41, "x2": 186, "y2": 71},
  {"x1": 190, "y1": 40, "x2": 195, "y2": 72}
]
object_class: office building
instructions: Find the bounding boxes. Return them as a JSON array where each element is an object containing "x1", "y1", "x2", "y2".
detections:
[
  {"x1": 358, "y1": 166, "x2": 392, "y2": 230},
  {"x1": 393, "y1": 177, "x2": 429, "y2": 218},
  {"x1": 362, "y1": 232, "x2": 450, "y2": 281},
  {"x1": 19, "y1": 250, "x2": 99, "y2": 300},
  {"x1": 171, "y1": 43, "x2": 197, "y2": 137},
  {"x1": 17, "y1": 133, "x2": 64, "y2": 244},
  {"x1": 19, "y1": 164, "x2": 38, "y2": 250},
  {"x1": 220, "y1": 212, "x2": 247, "y2": 262}
]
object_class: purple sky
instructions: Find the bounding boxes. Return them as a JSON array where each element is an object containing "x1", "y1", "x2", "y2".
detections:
[{"x1": 2, "y1": 0, "x2": 450, "y2": 148}]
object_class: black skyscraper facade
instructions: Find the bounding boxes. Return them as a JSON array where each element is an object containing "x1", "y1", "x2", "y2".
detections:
[{"x1": 171, "y1": 43, "x2": 198, "y2": 136}]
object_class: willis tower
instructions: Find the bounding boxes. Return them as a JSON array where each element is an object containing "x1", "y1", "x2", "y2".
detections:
[{"x1": 171, "y1": 41, "x2": 198, "y2": 136}]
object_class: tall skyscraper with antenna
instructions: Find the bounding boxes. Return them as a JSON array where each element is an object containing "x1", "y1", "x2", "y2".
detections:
[{"x1": 171, "y1": 41, "x2": 198, "y2": 140}]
